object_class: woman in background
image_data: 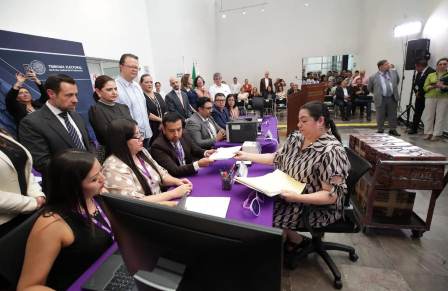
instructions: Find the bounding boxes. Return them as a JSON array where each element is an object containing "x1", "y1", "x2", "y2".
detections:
[
  {"x1": 226, "y1": 94, "x2": 245, "y2": 119},
  {"x1": 194, "y1": 76, "x2": 210, "y2": 98},
  {"x1": 17, "y1": 150, "x2": 113, "y2": 290},
  {"x1": 0, "y1": 129, "x2": 45, "y2": 238}
]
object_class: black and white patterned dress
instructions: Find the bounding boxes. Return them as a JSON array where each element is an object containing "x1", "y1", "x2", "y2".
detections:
[{"x1": 273, "y1": 131, "x2": 350, "y2": 229}]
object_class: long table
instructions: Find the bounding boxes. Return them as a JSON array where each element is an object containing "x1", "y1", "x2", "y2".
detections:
[
  {"x1": 215, "y1": 115, "x2": 279, "y2": 153},
  {"x1": 68, "y1": 160, "x2": 275, "y2": 290}
]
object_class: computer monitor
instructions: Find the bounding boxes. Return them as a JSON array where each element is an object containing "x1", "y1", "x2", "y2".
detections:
[{"x1": 98, "y1": 193, "x2": 283, "y2": 291}]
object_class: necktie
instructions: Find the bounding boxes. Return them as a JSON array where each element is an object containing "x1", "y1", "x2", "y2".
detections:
[
  {"x1": 176, "y1": 91, "x2": 184, "y2": 106},
  {"x1": 173, "y1": 142, "x2": 185, "y2": 165},
  {"x1": 59, "y1": 112, "x2": 86, "y2": 150},
  {"x1": 385, "y1": 73, "x2": 392, "y2": 96}
]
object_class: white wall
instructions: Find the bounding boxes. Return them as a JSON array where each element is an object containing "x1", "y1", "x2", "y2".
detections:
[
  {"x1": 0, "y1": 0, "x2": 155, "y2": 74},
  {"x1": 146, "y1": 0, "x2": 216, "y2": 90},
  {"x1": 215, "y1": 0, "x2": 361, "y2": 86}
]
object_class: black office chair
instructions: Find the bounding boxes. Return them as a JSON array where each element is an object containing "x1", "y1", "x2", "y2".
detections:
[
  {"x1": 285, "y1": 147, "x2": 371, "y2": 289},
  {"x1": 0, "y1": 211, "x2": 41, "y2": 290},
  {"x1": 252, "y1": 96, "x2": 265, "y2": 117}
]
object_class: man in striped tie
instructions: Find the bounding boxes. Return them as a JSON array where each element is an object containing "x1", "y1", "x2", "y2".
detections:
[{"x1": 19, "y1": 74, "x2": 94, "y2": 188}]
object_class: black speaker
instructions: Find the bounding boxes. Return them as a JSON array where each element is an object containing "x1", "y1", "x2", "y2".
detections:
[{"x1": 405, "y1": 39, "x2": 430, "y2": 70}]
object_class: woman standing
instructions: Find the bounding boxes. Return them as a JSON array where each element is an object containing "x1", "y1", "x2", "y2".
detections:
[
  {"x1": 423, "y1": 57, "x2": 448, "y2": 141},
  {"x1": 6, "y1": 70, "x2": 47, "y2": 126},
  {"x1": 181, "y1": 73, "x2": 199, "y2": 110},
  {"x1": 0, "y1": 129, "x2": 45, "y2": 238},
  {"x1": 88, "y1": 75, "x2": 132, "y2": 160},
  {"x1": 194, "y1": 76, "x2": 210, "y2": 98},
  {"x1": 17, "y1": 150, "x2": 113, "y2": 290},
  {"x1": 140, "y1": 74, "x2": 167, "y2": 144},
  {"x1": 235, "y1": 101, "x2": 349, "y2": 250}
]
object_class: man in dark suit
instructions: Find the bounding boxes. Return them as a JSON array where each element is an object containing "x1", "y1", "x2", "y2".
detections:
[
  {"x1": 150, "y1": 112, "x2": 215, "y2": 177},
  {"x1": 19, "y1": 74, "x2": 94, "y2": 181},
  {"x1": 165, "y1": 77, "x2": 192, "y2": 121},
  {"x1": 408, "y1": 59, "x2": 435, "y2": 134},
  {"x1": 259, "y1": 71, "x2": 274, "y2": 96},
  {"x1": 335, "y1": 79, "x2": 353, "y2": 121},
  {"x1": 185, "y1": 97, "x2": 226, "y2": 149}
]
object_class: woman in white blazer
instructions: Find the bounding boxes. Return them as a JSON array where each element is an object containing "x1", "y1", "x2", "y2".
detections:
[{"x1": 0, "y1": 129, "x2": 45, "y2": 237}]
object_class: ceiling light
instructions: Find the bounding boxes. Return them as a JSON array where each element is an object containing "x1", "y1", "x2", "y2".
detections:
[
  {"x1": 222, "y1": 14, "x2": 226, "y2": 19},
  {"x1": 304, "y1": 3, "x2": 309, "y2": 7},
  {"x1": 261, "y1": 8, "x2": 265, "y2": 12},
  {"x1": 242, "y1": 11, "x2": 246, "y2": 15},
  {"x1": 394, "y1": 21, "x2": 422, "y2": 37}
]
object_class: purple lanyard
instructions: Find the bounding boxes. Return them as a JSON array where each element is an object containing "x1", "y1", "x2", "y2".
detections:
[
  {"x1": 138, "y1": 157, "x2": 153, "y2": 181},
  {"x1": 83, "y1": 199, "x2": 114, "y2": 240},
  {"x1": 173, "y1": 142, "x2": 185, "y2": 165}
]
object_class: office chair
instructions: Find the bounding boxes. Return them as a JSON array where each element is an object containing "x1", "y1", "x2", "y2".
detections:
[
  {"x1": 285, "y1": 147, "x2": 371, "y2": 289},
  {"x1": 252, "y1": 96, "x2": 265, "y2": 117},
  {"x1": 0, "y1": 210, "x2": 41, "y2": 290}
]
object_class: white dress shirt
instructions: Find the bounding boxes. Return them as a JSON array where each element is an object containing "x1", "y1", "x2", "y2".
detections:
[
  {"x1": 209, "y1": 83, "x2": 231, "y2": 101},
  {"x1": 230, "y1": 82, "x2": 242, "y2": 94}
]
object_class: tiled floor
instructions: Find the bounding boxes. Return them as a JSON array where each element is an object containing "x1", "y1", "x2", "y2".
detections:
[{"x1": 277, "y1": 116, "x2": 448, "y2": 291}]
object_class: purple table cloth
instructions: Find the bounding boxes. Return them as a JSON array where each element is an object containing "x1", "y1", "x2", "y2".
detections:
[{"x1": 215, "y1": 115, "x2": 279, "y2": 153}]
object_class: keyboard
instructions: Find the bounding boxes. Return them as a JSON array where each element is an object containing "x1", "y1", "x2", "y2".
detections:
[{"x1": 104, "y1": 264, "x2": 136, "y2": 291}]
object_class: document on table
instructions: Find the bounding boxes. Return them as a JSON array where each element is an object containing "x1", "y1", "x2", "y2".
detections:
[
  {"x1": 184, "y1": 197, "x2": 231, "y2": 218},
  {"x1": 235, "y1": 169, "x2": 306, "y2": 197},
  {"x1": 209, "y1": 146, "x2": 241, "y2": 160}
]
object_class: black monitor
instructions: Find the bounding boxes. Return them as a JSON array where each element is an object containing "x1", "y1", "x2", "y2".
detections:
[{"x1": 99, "y1": 193, "x2": 283, "y2": 291}]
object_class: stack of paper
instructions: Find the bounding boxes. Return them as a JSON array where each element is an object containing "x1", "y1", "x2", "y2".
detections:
[
  {"x1": 235, "y1": 169, "x2": 306, "y2": 197},
  {"x1": 184, "y1": 197, "x2": 231, "y2": 218},
  {"x1": 209, "y1": 146, "x2": 241, "y2": 161}
]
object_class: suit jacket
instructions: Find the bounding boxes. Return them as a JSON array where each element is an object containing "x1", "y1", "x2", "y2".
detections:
[
  {"x1": 185, "y1": 112, "x2": 222, "y2": 149},
  {"x1": 259, "y1": 78, "x2": 273, "y2": 96},
  {"x1": 413, "y1": 67, "x2": 435, "y2": 98},
  {"x1": 335, "y1": 86, "x2": 354, "y2": 102},
  {"x1": 0, "y1": 132, "x2": 45, "y2": 225},
  {"x1": 18, "y1": 104, "x2": 94, "y2": 177},
  {"x1": 211, "y1": 106, "x2": 230, "y2": 129},
  {"x1": 165, "y1": 90, "x2": 192, "y2": 120},
  {"x1": 150, "y1": 134, "x2": 205, "y2": 177},
  {"x1": 367, "y1": 70, "x2": 400, "y2": 107}
]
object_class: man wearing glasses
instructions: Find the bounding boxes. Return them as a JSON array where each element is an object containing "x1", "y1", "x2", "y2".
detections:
[
  {"x1": 208, "y1": 72, "x2": 231, "y2": 101},
  {"x1": 115, "y1": 53, "x2": 152, "y2": 147},
  {"x1": 185, "y1": 97, "x2": 226, "y2": 149},
  {"x1": 211, "y1": 93, "x2": 230, "y2": 129}
]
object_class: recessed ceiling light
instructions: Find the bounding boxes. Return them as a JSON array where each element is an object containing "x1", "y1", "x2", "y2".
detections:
[
  {"x1": 222, "y1": 14, "x2": 227, "y2": 19},
  {"x1": 242, "y1": 11, "x2": 246, "y2": 15},
  {"x1": 304, "y1": 3, "x2": 309, "y2": 7},
  {"x1": 261, "y1": 8, "x2": 265, "y2": 12}
]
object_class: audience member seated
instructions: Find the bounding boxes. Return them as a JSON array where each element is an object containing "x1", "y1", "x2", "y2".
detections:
[
  {"x1": 237, "y1": 86, "x2": 249, "y2": 103},
  {"x1": 230, "y1": 77, "x2": 242, "y2": 94},
  {"x1": 334, "y1": 79, "x2": 353, "y2": 121},
  {"x1": 154, "y1": 81, "x2": 166, "y2": 100},
  {"x1": 116, "y1": 53, "x2": 152, "y2": 147},
  {"x1": 103, "y1": 119, "x2": 192, "y2": 205},
  {"x1": 250, "y1": 86, "x2": 262, "y2": 98},
  {"x1": 140, "y1": 74, "x2": 167, "y2": 144},
  {"x1": 19, "y1": 74, "x2": 94, "y2": 184},
  {"x1": 6, "y1": 70, "x2": 47, "y2": 126},
  {"x1": 165, "y1": 77, "x2": 192, "y2": 121},
  {"x1": 88, "y1": 75, "x2": 132, "y2": 158},
  {"x1": 0, "y1": 129, "x2": 45, "y2": 238},
  {"x1": 193, "y1": 75, "x2": 211, "y2": 99},
  {"x1": 185, "y1": 97, "x2": 226, "y2": 149},
  {"x1": 276, "y1": 84, "x2": 287, "y2": 100},
  {"x1": 235, "y1": 101, "x2": 349, "y2": 254},
  {"x1": 325, "y1": 80, "x2": 336, "y2": 96},
  {"x1": 150, "y1": 112, "x2": 215, "y2": 177},
  {"x1": 351, "y1": 77, "x2": 372, "y2": 121},
  {"x1": 226, "y1": 94, "x2": 246, "y2": 119},
  {"x1": 263, "y1": 85, "x2": 276, "y2": 100},
  {"x1": 17, "y1": 150, "x2": 113, "y2": 290},
  {"x1": 359, "y1": 70, "x2": 369, "y2": 85},
  {"x1": 209, "y1": 72, "x2": 231, "y2": 101},
  {"x1": 242, "y1": 78, "x2": 252, "y2": 93},
  {"x1": 181, "y1": 73, "x2": 199, "y2": 110},
  {"x1": 212, "y1": 93, "x2": 230, "y2": 128}
]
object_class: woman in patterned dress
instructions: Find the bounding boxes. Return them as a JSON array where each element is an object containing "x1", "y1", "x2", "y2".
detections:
[{"x1": 235, "y1": 101, "x2": 350, "y2": 250}]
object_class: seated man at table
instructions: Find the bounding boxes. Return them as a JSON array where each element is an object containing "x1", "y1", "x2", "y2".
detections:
[
  {"x1": 185, "y1": 97, "x2": 226, "y2": 149},
  {"x1": 211, "y1": 93, "x2": 230, "y2": 129},
  {"x1": 351, "y1": 77, "x2": 372, "y2": 121},
  {"x1": 151, "y1": 112, "x2": 215, "y2": 177}
]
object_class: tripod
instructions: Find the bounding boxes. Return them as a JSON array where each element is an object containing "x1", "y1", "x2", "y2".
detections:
[{"x1": 398, "y1": 69, "x2": 417, "y2": 129}]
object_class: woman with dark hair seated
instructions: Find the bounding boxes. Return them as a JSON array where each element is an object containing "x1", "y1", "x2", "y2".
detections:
[
  {"x1": 88, "y1": 75, "x2": 132, "y2": 160},
  {"x1": 0, "y1": 129, "x2": 45, "y2": 238},
  {"x1": 102, "y1": 119, "x2": 192, "y2": 206},
  {"x1": 235, "y1": 101, "x2": 350, "y2": 251},
  {"x1": 17, "y1": 150, "x2": 113, "y2": 290},
  {"x1": 226, "y1": 94, "x2": 246, "y2": 119},
  {"x1": 6, "y1": 70, "x2": 48, "y2": 126}
]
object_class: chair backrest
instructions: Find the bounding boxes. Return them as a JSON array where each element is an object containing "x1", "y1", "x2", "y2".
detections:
[
  {"x1": 345, "y1": 147, "x2": 371, "y2": 200},
  {"x1": 0, "y1": 210, "x2": 41, "y2": 289}
]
